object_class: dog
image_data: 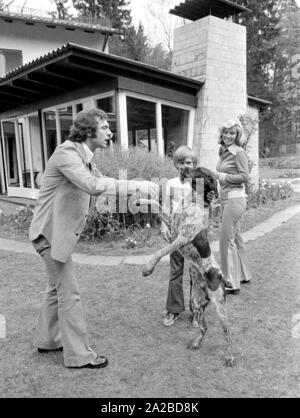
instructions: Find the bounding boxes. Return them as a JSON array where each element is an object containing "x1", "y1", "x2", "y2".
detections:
[{"x1": 141, "y1": 167, "x2": 235, "y2": 367}]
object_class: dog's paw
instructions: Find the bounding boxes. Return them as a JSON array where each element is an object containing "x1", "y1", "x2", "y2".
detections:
[
  {"x1": 142, "y1": 266, "x2": 154, "y2": 277},
  {"x1": 187, "y1": 341, "x2": 201, "y2": 350}
]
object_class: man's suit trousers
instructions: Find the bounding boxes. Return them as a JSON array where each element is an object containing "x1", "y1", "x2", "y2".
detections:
[{"x1": 33, "y1": 236, "x2": 96, "y2": 367}]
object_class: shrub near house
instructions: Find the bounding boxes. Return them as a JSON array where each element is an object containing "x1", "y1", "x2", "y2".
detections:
[{"x1": 0, "y1": 147, "x2": 294, "y2": 240}]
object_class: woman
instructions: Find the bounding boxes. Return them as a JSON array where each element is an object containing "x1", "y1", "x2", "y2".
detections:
[{"x1": 214, "y1": 119, "x2": 252, "y2": 295}]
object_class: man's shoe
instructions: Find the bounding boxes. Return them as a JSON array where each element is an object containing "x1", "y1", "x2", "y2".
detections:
[
  {"x1": 163, "y1": 312, "x2": 179, "y2": 327},
  {"x1": 79, "y1": 356, "x2": 108, "y2": 369},
  {"x1": 38, "y1": 347, "x2": 63, "y2": 353},
  {"x1": 240, "y1": 280, "x2": 251, "y2": 284},
  {"x1": 225, "y1": 288, "x2": 240, "y2": 295}
]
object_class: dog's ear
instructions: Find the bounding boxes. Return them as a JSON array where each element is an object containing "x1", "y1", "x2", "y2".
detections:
[
  {"x1": 208, "y1": 173, "x2": 218, "y2": 199},
  {"x1": 204, "y1": 267, "x2": 223, "y2": 291},
  {"x1": 197, "y1": 167, "x2": 218, "y2": 201}
]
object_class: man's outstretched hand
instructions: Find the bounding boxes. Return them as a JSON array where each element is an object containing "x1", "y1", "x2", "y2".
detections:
[{"x1": 138, "y1": 181, "x2": 159, "y2": 201}]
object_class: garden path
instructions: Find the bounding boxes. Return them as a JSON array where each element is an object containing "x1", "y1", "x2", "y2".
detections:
[{"x1": 0, "y1": 203, "x2": 299, "y2": 266}]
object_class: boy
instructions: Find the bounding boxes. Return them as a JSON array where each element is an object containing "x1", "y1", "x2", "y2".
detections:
[{"x1": 161, "y1": 145, "x2": 198, "y2": 326}]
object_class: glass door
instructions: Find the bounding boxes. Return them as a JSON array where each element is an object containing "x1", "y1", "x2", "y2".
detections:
[{"x1": 2, "y1": 121, "x2": 20, "y2": 187}]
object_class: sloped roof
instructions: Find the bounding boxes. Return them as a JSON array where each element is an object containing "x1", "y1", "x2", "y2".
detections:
[
  {"x1": 0, "y1": 10, "x2": 122, "y2": 35},
  {"x1": 0, "y1": 43, "x2": 203, "y2": 113},
  {"x1": 248, "y1": 95, "x2": 272, "y2": 108},
  {"x1": 170, "y1": 0, "x2": 251, "y2": 21}
]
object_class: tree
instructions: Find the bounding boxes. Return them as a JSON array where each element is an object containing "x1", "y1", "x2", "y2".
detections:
[
  {"x1": 145, "y1": 43, "x2": 172, "y2": 70},
  {"x1": 52, "y1": 0, "x2": 71, "y2": 19},
  {"x1": 147, "y1": 0, "x2": 186, "y2": 54},
  {"x1": 237, "y1": 0, "x2": 281, "y2": 98},
  {"x1": 110, "y1": 22, "x2": 150, "y2": 62},
  {"x1": 0, "y1": 0, "x2": 17, "y2": 11},
  {"x1": 272, "y1": 0, "x2": 299, "y2": 143},
  {"x1": 72, "y1": 0, "x2": 131, "y2": 28},
  {"x1": 237, "y1": 0, "x2": 299, "y2": 155},
  {"x1": 95, "y1": 0, "x2": 132, "y2": 30},
  {"x1": 71, "y1": 0, "x2": 152, "y2": 62}
]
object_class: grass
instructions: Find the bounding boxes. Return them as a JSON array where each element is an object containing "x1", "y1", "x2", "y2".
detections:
[
  {"x1": 0, "y1": 213, "x2": 300, "y2": 398},
  {"x1": 259, "y1": 155, "x2": 300, "y2": 179},
  {"x1": 259, "y1": 166, "x2": 300, "y2": 179}
]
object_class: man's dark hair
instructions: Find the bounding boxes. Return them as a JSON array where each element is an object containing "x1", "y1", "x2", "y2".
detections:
[{"x1": 69, "y1": 108, "x2": 108, "y2": 143}]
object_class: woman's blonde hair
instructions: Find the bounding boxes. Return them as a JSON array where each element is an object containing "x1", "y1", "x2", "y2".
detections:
[
  {"x1": 218, "y1": 118, "x2": 245, "y2": 147},
  {"x1": 173, "y1": 145, "x2": 198, "y2": 168}
]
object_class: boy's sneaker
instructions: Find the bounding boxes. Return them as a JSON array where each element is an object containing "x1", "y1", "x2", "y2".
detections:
[{"x1": 163, "y1": 312, "x2": 179, "y2": 327}]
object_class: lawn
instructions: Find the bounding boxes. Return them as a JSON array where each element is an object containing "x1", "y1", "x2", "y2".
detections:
[
  {"x1": 0, "y1": 213, "x2": 299, "y2": 398},
  {"x1": 259, "y1": 155, "x2": 300, "y2": 179}
]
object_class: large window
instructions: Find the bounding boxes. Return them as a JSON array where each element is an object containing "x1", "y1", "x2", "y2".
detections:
[
  {"x1": 58, "y1": 106, "x2": 73, "y2": 142},
  {"x1": 17, "y1": 114, "x2": 43, "y2": 189},
  {"x1": 126, "y1": 97, "x2": 157, "y2": 151},
  {"x1": 44, "y1": 111, "x2": 57, "y2": 159},
  {"x1": 1, "y1": 121, "x2": 19, "y2": 187},
  {"x1": 96, "y1": 96, "x2": 116, "y2": 143},
  {"x1": 125, "y1": 95, "x2": 192, "y2": 154},
  {"x1": 162, "y1": 105, "x2": 189, "y2": 155},
  {"x1": 0, "y1": 89, "x2": 195, "y2": 199},
  {"x1": 42, "y1": 100, "x2": 91, "y2": 159},
  {"x1": 0, "y1": 49, "x2": 23, "y2": 76}
]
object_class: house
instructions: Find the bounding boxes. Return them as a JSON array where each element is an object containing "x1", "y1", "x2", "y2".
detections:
[
  {"x1": 0, "y1": 0, "x2": 269, "y2": 200},
  {"x1": 0, "y1": 8, "x2": 121, "y2": 75}
]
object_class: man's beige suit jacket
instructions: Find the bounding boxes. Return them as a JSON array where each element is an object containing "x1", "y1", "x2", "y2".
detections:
[{"x1": 29, "y1": 140, "x2": 114, "y2": 262}]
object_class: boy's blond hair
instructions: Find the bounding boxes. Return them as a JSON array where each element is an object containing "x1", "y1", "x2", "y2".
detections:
[{"x1": 173, "y1": 145, "x2": 198, "y2": 169}]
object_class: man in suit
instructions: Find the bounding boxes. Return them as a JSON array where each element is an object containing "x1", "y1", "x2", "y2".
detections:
[{"x1": 29, "y1": 108, "x2": 158, "y2": 369}]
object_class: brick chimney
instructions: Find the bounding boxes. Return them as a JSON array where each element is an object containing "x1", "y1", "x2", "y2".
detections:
[{"x1": 170, "y1": 0, "x2": 249, "y2": 170}]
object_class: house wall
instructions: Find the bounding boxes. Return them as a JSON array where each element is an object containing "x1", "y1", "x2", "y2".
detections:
[
  {"x1": 172, "y1": 15, "x2": 248, "y2": 173},
  {"x1": 0, "y1": 51, "x2": 5, "y2": 76},
  {"x1": 0, "y1": 19, "x2": 107, "y2": 76}
]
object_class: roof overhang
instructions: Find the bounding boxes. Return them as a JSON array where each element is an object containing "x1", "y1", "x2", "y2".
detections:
[
  {"x1": 248, "y1": 95, "x2": 272, "y2": 109},
  {"x1": 0, "y1": 10, "x2": 122, "y2": 35},
  {"x1": 0, "y1": 44, "x2": 203, "y2": 114},
  {"x1": 170, "y1": 0, "x2": 251, "y2": 21}
]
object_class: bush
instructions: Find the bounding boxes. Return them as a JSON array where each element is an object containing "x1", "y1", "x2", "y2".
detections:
[
  {"x1": 3, "y1": 149, "x2": 294, "y2": 244},
  {"x1": 80, "y1": 198, "x2": 122, "y2": 241},
  {"x1": 80, "y1": 146, "x2": 178, "y2": 241},
  {"x1": 94, "y1": 146, "x2": 177, "y2": 180},
  {"x1": 0, "y1": 205, "x2": 34, "y2": 233},
  {"x1": 246, "y1": 179, "x2": 294, "y2": 209}
]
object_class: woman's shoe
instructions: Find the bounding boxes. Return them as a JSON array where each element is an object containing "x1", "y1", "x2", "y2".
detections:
[
  {"x1": 38, "y1": 347, "x2": 63, "y2": 353},
  {"x1": 78, "y1": 355, "x2": 109, "y2": 369},
  {"x1": 240, "y1": 280, "x2": 250, "y2": 284},
  {"x1": 225, "y1": 288, "x2": 240, "y2": 295}
]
